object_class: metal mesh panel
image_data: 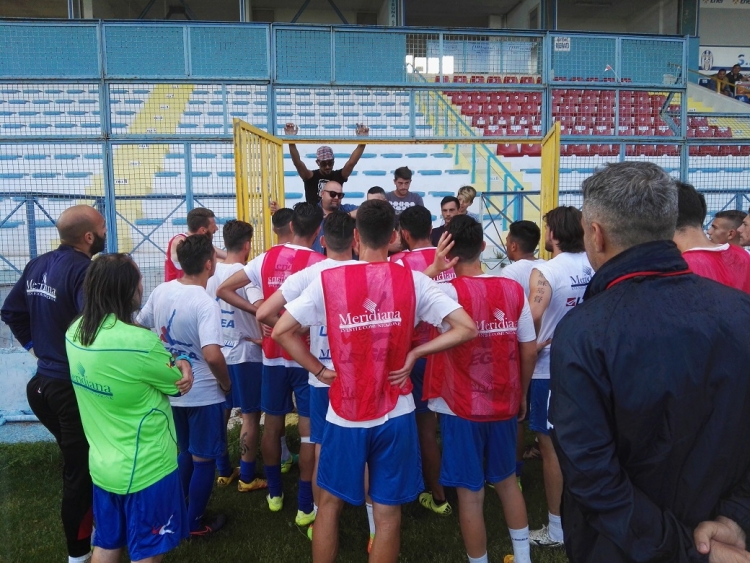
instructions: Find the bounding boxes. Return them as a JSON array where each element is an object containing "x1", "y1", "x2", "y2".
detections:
[
  {"x1": 689, "y1": 148, "x2": 750, "y2": 227},
  {"x1": 0, "y1": 142, "x2": 105, "y2": 281},
  {"x1": 621, "y1": 39, "x2": 684, "y2": 86},
  {"x1": 335, "y1": 31, "x2": 407, "y2": 84},
  {"x1": 0, "y1": 24, "x2": 99, "y2": 78},
  {"x1": 557, "y1": 143, "x2": 622, "y2": 210},
  {"x1": 189, "y1": 26, "x2": 269, "y2": 79},
  {"x1": 275, "y1": 28, "x2": 331, "y2": 84},
  {"x1": 550, "y1": 35, "x2": 616, "y2": 82},
  {"x1": 105, "y1": 25, "x2": 186, "y2": 78},
  {"x1": 405, "y1": 32, "x2": 439, "y2": 83},
  {"x1": 437, "y1": 34, "x2": 542, "y2": 78},
  {"x1": 0, "y1": 83, "x2": 101, "y2": 136}
]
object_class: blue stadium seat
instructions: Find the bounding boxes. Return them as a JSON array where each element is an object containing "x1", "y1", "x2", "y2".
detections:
[
  {"x1": 391, "y1": 125, "x2": 409, "y2": 130},
  {"x1": 67, "y1": 89, "x2": 85, "y2": 94},
  {"x1": 253, "y1": 101, "x2": 268, "y2": 106},
  {"x1": 41, "y1": 110, "x2": 62, "y2": 116},
  {"x1": 431, "y1": 153, "x2": 452, "y2": 158},
  {"x1": 342, "y1": 112, "x2": 359, "y2": 117},
  {"x1": 8, "y1": 100, "x2": 27, "y2": 105},
  {"x1": 55, "y1": 154, "x2": 79, "y2": 160},
  {"x1": 284, "y1": 171, "x2": 298, "y2": 177},
  {"x1": 385, "y1": 112, "x2": 403, "y2": 118},
  {"x1": 189, "y1": 100, "x2": 205, "y2": 105},
  {"x1": 299, "y1": 124, "x2": 319, "y2": 129},
  {"x1": 285, "y1": 192, "x2": 303, "y2": 199},
  {"x1": 55, "y1": 123, "x2": 76, "y2": 129},
  {"x1": 116, "y1": 110, "x2": 137, "y2": 115},
  {"x1": 320, "y1": 112, "x2": 338, "y2": 117},
  {"x1": 220, "y1": 154, "x2": 233, "y2": 159},
  {"x1": 68, "y1": 111, "x2": 87, "y2": 116},
  {"x1": 65, "y1": 172, "x2": 92, "y2": 178},
  {"x1": 429, "y1": 191, "x2": 454, "y2": 196},
  {"x1": 0, "y1": 89, "x2": 20, "y2": 94},
  {"x1": 135, "y1": 218, "x2": 164, "y2": 226},
  {"x1": 203, "y1": 124, "x2": 223, "y2": 129},
  {"x1": 277, "y1": 112, "x2": 294, "y2": 118},
  {"x1": 29, "y1": 124, "x2": 51, "y2": 129},
  {"x1": 155, "y1": 171, "x2": 180, "y2": 178},
  {"x1": 32, "y1": 173, "x2": 58, "y2": 179},
  {"x1": 314, "y1": 91, "x2": 330, "y2": 96},
  {"x1": 183, "y1": 111, "x2": 202, "y2": 116},
  {"x1": 347, "y1": 192, "x2": 365, "y2": 198},
  {"x1": 132, "y1": 89, "x2": 150, "y2": 95},
  {"x1": 0, "y1": 221, "x2": 24, "y2": 228},
  {"x1": 363, "y1": 170, "x2": 387, "y2": 176},
  {"x1": 78, "y1": 100, "x2": 97, "y2": 105},
  {"x1": 382, "y1": 153, "x2": 404, "y2": 158},
  {"x1": 0, "y1": 173, "x2": 25, "y2": 179},
  {"x1": 340, "y1": 101, "x2": 356, "y2": 107},
  {"x1": 124, "y1": 100, "x2": 144, "y2": 105},
  {"x1": 230, "y1": 112, "x2": 248, "y2": 117},
  {"x1": 419, "y1": 170, "x2": 443, "y2": 176},
  {"x1": 193, "y1": 90, "x2": 210, "y2": 95},
  {"x1": 2, "y1": 124, "x2": 25, "y2": 129},
  {"x1": 276, "y1": 91, "x2": 292, "y2": 96},
  {"x1": 298, "y1": 112, "x2": 315, "y2": 117},
  {"x1": 336, "y1": 92, "x2": 352, "y2": 96},
  {"x1": 379, "y1": 102, "x2": 396, "y2": 107},
  {"x1": 359, "y1": 102, "x2": 376, "y2": 107},
  {"x1": 165, "y1": 153, "x2": 185, "y2": 159},
  {"x1": 318, "y1": 101, "x2": 335, "y2": 107},
  {"x1": 84, "y1": 153, "x2": 102, "y2": 159},
  {"x1": 25, "y1": 154, "x2": 47, "y2": 160},
  {"x1": 208, "y1": 111, "x2": 223, "y2": 116},
  {"x1": 323, "y1": 124, "x2": 342, "y2": 129},
  {"x1": 361, "y1": 153, "x2": 377, "y2": 158},
  {"x1": 217, "y1": 171, "x2": 235, "y2": 178},
  {"x1": 405, "y1": 153, "x2": 428, "y2": 158},
  {"x1": 521, "y1": 168, "x2": 542, "y2": 174},
  {"x1": 277, "y1": 101, "x2": 292, "y2": 106},
  {"x1": 413, "y1": 192, "x2": 426, "y2": 197},
  {"x1": 32, "y1": 100, "x2": 52, "y2": 105},
  {"x1": 0, "y1": 155, "x2": 19, "y2": 160},
  {"x1": 177, "y1": 123, "x2": 199, "y2": 129},
  {"x1": 195, "y1": 153, "x2": 216, "y2": 159},
  {"x1": 0, "y1": 111, "x2": 13, "y2": 116},
  {"x1": 234, "y1": 91, "x2": 253, "y2": 96},
  {"x1": 296, "y1": 101, "x2": 314, "y2": 107},
  {"x1": 18, "y1": 111, "x2": 39, "y2": 116},
  {"x1": 446, "y1": 169, "x2": 470, "y2": 175},
  {"x1": 45, "y1": 89, "x2": 63, "y2": 94}
]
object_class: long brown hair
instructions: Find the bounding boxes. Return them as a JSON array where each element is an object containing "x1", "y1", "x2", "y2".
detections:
[{"x1": 73, "y1": 254, "x2": 141, "y2": 346}]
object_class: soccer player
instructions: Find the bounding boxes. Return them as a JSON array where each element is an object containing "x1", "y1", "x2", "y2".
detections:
[
  {"x1": 272, "y1": 199, "x2": 477, "y2": 563},
  {"x1": 389, "y1": 204, "x2": 455, "y2": 516},
  {"x1": 1, "y1": 204, "x2": 106, "y2": 563},
  {"x1": 165, "y1": 207, "x2": 227, "y2": 282},
  {"x1": 707, "y1": 210, "x2": 746, "y2": 246},
  {"x1": 217, "y1": 202, "x2": 325, "y2": 525},
  {"x1": 65, "y1": 254, "x2": 193, "y2": 563},
  {"x1": 674, "y1": 182, "x2": 750, "y2": 293},
  {"x1": 285, "y1": 122, "x2": 369, "y2": 205},
  {"x1": 424, "y1": 215, "x2": 536, "y2": 563},
  {"x1": 528, "y1": 206, "x2": 593, "y2": 548},
  {"x1": 256, "y1": 211, "x2": 358, "y2": 539},
  {"x1": 137, "y1": 234, "x2": 232, "y2": 538},
  {"x1": 431, "y1": 196, "x2": 461, "y2": 246},
  {"x1": 206, "y1": 220, "x2": 268, "y2": 492}
]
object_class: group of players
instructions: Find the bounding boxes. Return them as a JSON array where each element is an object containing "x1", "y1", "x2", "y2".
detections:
[{"x1": 5, "y1": 152, "x2": 750, "y2": 563}]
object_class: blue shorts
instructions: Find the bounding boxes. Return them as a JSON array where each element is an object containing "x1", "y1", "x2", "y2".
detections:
[
  {"x1": 261, "y1": 364, "x2": 310, "y2": 417},
  {"x1": 172, "y1": 403, "x2": 227, "y2": 459},
  {"x1": 439, "y1": 415, "x2": 517, "y2": 492},
  {"x1": 317, "y1": 413, "x2": 423, "y2": 506},
  {"x1": 410, "y1": 358, "x2": 429, "y2": 414},
  {"x1": 92, "y1": 470, "x2": 188, "y2": 560},
  {"x1": 227, "y1": 361, "x2": 262, "y2": 413},
  {"x1": 309, "y1": 385, "x2": 330, "y2": 445},
  {"x1": 529, "y1": 379, "x2": 551, "y2": 435}
]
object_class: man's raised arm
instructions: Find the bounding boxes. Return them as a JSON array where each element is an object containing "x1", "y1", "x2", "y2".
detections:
[{"x1": 216, "y1": 269, "x2": 259, "y2": 315}]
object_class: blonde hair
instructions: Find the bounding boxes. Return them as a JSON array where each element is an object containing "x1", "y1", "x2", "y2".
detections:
[{"x1": 457, "y1": 185, "x2": 477, "y2": 204}]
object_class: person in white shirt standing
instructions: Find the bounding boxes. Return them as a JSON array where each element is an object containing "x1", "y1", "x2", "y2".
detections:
[
  {"x1": 137, "y1": 234, "x2": 232, "y2": 538},
  {"x1": 206, "y1": 220, "x2": 268, "y2": 493},
  {"x1": 272, "y1": 200, "x2": 477, "y2": 563},
  {"x1": 527, "y1": 207, "x2": 593, "y2": 548}
]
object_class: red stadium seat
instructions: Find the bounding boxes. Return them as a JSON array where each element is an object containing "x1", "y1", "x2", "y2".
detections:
[
  {"x1": 505, "y1": 103, "x2": 523, "y2": 115},
  {"x1": 530, "y1": 125, "x2": 542, "y2": 135},
  {"x1": 497, "y1": 143, "x2": 521, "y2": 157},
  {"x1": 451, "y1": 93, "x2": 470, "y2": 105},
  {"x1": 509, "y1": 93, "x2": 526, "y2": 104},
  {"x1": 520, "y1": 76, "x2": 535, "y2": 84},
  {"x1": 521, "y1": 143, "x2": 542, "y2": 156},
  {"x1": 470, "y1": 75, "x2": 485, "y2": 83},
  {"x1": 655, "y1": 144, "x2": 680, "y2": 157},
  {"x1": 591, "y1": 144, "x2": 618, "y2": 157},
  {"x1": 553, "y1": 76, "x2": 567, "y2": 81},
  {"x1": 470, "y1": 92, "x2": 491, "y2": 104},
  {"x1": 483, "y1": 125, "x2": 506, "y2": 136},
  {"x1": 695, "y1": 127, "x2": 714, "y2": 138},
  {"x1": 688, "y1": 116, "x2": 708, "y2": 127},
  {"x1": 461, "y1": 103, "x2": 481, "y2": 116},
  {"x1": 453, "y1": 75, "x2": 468, "y2": 83},
  {"x1": 472, "y1": 115, "x2": 489, "y2": 128},
  {"x1": 490, "y1": 92, "x2": 509, "y2": 104},
  {"x1": 582, "y1": 93, "x2": 599, "y2": 104},
  {"x1": 579, "y1": 104, "x2": 596, "y2": 115},
  {"x1": 521, "y1": 102, "x2": 538, "y2": 115},
  {"x1": 482, "y1": 103, "x2": 501, "y2": 117},
  {"x1": 487, "y1": 76, "x2": 502, "y2": 84},
  {"x1": 529, "y1": 92, "x2": 542, "y2": 103},
  {"x1": 718, "y1": 145, "x2": 743, "y2": 156},
  {"x1": 503, "y1": 76, "x2": 519, "y2": 83},
  {"x1": 715, "y1": 127, "x2": 733, "y2": 138}
]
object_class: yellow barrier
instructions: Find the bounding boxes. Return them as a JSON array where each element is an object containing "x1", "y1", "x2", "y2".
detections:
[
  {"x1": 233, "y1": 119, "x2": 285, "y2": 256},
  {"x1": 539, "y1": 122, "x2": 561, "y2": 260}
]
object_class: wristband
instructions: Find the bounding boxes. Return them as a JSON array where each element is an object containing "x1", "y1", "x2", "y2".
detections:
[
  {"x1": 175, "y1": 354, "x2": 193, "y2": 368},
  {"x1": 315, "y1": 365, "x2": 326, "y2": 379}
]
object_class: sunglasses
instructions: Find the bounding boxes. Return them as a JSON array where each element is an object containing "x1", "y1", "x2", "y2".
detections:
[
  {"x1": 322, "y1": 190, "x2": 345, "y2": 199},
  {"x1": 319, "y1": 160, "x2": 335, "y2": 167}
]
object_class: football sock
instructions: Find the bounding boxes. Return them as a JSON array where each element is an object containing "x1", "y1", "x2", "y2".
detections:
[
  {"x1": 188, "y1": 459, "x2": 216, "y2": 532},
  {"x1": 298, "y1": 479, "x2": 314, "y2": 514},
  {"x1": 509, "y1": 526, "x2": 531, "y2": 563},
  {"x1": 240, "y1": 460, "x2": 256, "y2": 483},
  {"x1": 177, "y1": 451, "x2": 193, "y2": 499},
  {"x1": 265, "y1": 464, "x2": 283, "y2": 498},
  {"x1": 216, "y1": 451, "x2": 232, "y2": 478},
  {"x1": 366, "y1": 502, "x2": 375, "y2": 536},
  {"x1": 467, "y1": 553, "x2": 488, "y2": 563},
  {"x1": 549, "y1": 512, "x2": 564, "y2": 542}
]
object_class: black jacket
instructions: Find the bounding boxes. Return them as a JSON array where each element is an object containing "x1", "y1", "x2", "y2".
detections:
[{"x1": 549, "y1": 240, "x2": 750, "y2": 563}]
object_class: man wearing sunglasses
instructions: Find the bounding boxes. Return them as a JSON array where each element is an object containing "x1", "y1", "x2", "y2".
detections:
[
  {"x1": 285, "y1": 122, "x2": 369, "y2": 205},
  {"x1": 312, "y1": 182, "x2": 358, "y2": 254}
]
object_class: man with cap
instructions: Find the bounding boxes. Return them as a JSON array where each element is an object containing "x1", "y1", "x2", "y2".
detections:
[{"x1": 285, "y1": 122, "x2": 369, "y2": 205}]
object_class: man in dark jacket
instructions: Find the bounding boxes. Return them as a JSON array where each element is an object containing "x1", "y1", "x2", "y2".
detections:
[{"x1": 549, "y1": 161, "x2": 750, "y2": 563}]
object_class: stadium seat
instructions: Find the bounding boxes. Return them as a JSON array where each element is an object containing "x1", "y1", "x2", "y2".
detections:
[
  {"x1": 520, "y1": 76, "x2": 535, "y2": 84},
  {"x1": 497, "y1": 143, "x2": 520, "y2": 157},
  {"x1": 520, "y1": 144, "x2": 541, "y2": 157},
  {"x1": 503, "y1": 76, "x2": 519, "y2": 84},
  {"x1": 487, "y1": 76, "x2": 502, "y2": 84},
  {"x1": 470, "y1": 76, "x2": 485, "y2": 83}
]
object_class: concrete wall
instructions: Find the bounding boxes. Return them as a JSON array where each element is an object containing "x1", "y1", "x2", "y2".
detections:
[
  {"x1": 700, "y1": 7, "x2": 750, "y2": 47},
  {"x1": 506, "y1": 0, "x2": 540, "y2": 30}
]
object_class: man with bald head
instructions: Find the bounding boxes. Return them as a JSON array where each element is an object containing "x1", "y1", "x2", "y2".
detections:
[
  {"x1": 2, "y1": 204, "x2": 106, "y2": 563},
  {"x1": 312, "y1": 181, "x2": 358, "y2": 254}
]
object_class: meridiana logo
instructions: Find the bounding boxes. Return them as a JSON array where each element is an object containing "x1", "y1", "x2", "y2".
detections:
[
  {"x1": 476, "y1": 308, "x2": 517, "y2": 336},
  {"x1": 338, "y1": 298, "x2": 402, "y2": 332},
  {"x1": 26, "y1": 272, "x2": 57, "y2": 301}
]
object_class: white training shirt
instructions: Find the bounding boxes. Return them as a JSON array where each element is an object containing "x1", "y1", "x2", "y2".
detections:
[
  {"x1": 280, "y1": 258, "x2": 360, "y2": 389},
  {"x1": 500, "y1": 258, "x2": 546, "y2": 297},
  {"x1": 206, "y1": 262, "x2": 263, "y2": 365},
  {"x1": 429, "y1": 274, "x2": 537, "y2": 416},
  {"x1": 243, "y1": 243, "x2": 317, "y2": 368},
  {"x1": 532, "y1": 251, "x2": 593, "y2": 379},
  {"x1": 137, "y1": 280, "x2": 225, "y2": 407},
  {"x1": 284, "y1": 268, "x2": 462, "y2": 429}
]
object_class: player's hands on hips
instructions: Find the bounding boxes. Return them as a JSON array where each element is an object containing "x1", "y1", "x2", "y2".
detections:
[
  {"x1": 695, "y1": 516, "x2": 749, "y2": 562},
  {"x1": 356, "y1": 123, "x2": 369, "y2": 136},
  {"x1": 389, "y1": 350, "x2": 417, "y2": 388},
  {"x1": 284, "y1": 122, "x2": 298, "y2": 135},
  {"x1": 175, "y1": 359, "x2": 194, "y2": 395}
]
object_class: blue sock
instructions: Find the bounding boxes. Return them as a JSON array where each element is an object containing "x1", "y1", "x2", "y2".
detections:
[
  {"x1": 178, "y1": 451, "x2": 193, "y2": 499},
  {"x1": 240, "y1": 460, "x2": 256, "y2": 483},
  {"x1": 265, "y1": 464, "x2": 283, "y2": 498},
  {"x1": 298, "y1": 479, "x2": 313, "y2": 514},
  {"x1": 216, "y1": 451, "x2": 232, "y2": 478},
  {"x1": 188, "y1": 459, "x2": 216, "y2": 532},
  {"x1": 516, "y1": 460, "x2": 524, "y2": 477}
]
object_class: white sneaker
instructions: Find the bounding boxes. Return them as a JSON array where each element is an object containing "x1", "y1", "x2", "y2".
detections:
[{"x1": 529, "y1": 525, "x2": 564, "y2": 548}]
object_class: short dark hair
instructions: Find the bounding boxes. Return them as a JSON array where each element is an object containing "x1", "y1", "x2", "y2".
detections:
[
  {"x1": 356, "y1": 200, "x2": 396, "y2": 248},
  {"x1": 398, "y1": 205, "x2": 432, "y2": 241},
  {"x1": 441, "y1": 196, "x2": 460, "y2": 209},
  {"x1": 544, "y1": 206, "x2": 585, "y2": 253},
  {"x1": 675, "y1": 181, "x2": 707, "y2": 229},
  {"x1": 176, "y1": 234, "x2": 215, "y2": 275},
  {"x1": 715, "y1": 210, "x2": 747, "y2": 229},
  {"x1": 187, "y1": 207, "x2": 215, "y2": 233},
  {"x1": 74, "y1": 254, "x2": 141, "y2": 347},
  {"x1": 367, "y1": 186, "x2": 386, "y2": 196},
  {"x1": 291, "y1": 202, "x2": 324, "y2": 239},
  {"x1": 272, "y1": 207, "x2": 293, "y2": 236},
  {"x1": 322, "y1": 211, "x2": 355, "y2": 253},
  {"x1": 508, "y1": 220, "x2": 541, "y2": 254},
  {"x1": 394, "y1": 166, "x2": 412, "y2": 181},
  {"x1": 223, "y1": 220, "x2": 253, "y2": 252},
  {"x1": 446, "y1": 215, "x2": 483, "y2": 263}
]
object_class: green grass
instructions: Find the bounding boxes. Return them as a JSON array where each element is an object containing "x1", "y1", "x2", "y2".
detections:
[{"x1": 0, "y1": 425, "x2": 569, "y2": 563}]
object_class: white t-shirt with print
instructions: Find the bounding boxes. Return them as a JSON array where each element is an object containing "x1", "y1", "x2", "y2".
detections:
[
  {"x1": 280, "y1": 258, "x2": 360, "y2": 389},
  {"x1": 533, "y1": 252, "x2": 592, "y2": 379},
  {"x1": 284, "y1": 268, "x2": 461, "y2": 428},
  {"x1": 500, "y1": 258, "x2": 546, "y2": 297},
  {"x1": 429, "y1": 274, "x2": 536, "y2": 416},
  {"x1": 137, "y1": 280, "x2": 225, "y2": 407},
  {"x1": 206, "y1": 262, "x2": 263, "y2": 365}
]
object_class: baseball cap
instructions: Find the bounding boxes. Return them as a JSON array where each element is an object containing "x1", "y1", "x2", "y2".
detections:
[{"x1": 316, "y1": 146, "x2": 334, "y2": 161}]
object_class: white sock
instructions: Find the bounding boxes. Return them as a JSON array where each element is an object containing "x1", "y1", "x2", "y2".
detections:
[
  {"x1": 280, "y1": 436, "x2": 290, "y2": 461},
  {"x1": 366, "y1": 502, "x2": 375, "y2": 535},
  {"x1": 467, "y1": 554, "x2": 488, "y2": 563},
  {"x1": 548, "y1": 512, "x2": 564, "y2": 542},
  {"x1": 509, "y1": 526, "x2": 531, "y2": 563},
  {"x1": 313, "y1": 503, "x2": 318, "y2": 516},
  {"x1": 69, "y1": 553, "x2": 91, "y2": 563}
]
